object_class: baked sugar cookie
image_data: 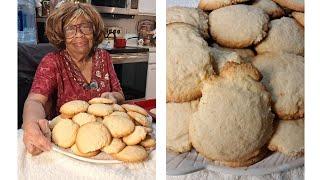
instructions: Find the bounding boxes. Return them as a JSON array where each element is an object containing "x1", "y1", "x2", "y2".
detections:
[
  {"x1": 101, "y1": 138, "x2": 126, "y2": 154},
  {"x1": 87, "y1": 103, "x2": 113, "y2": 116},
  {"x1": 211, "y1": 43, "x2": 255, "y2": 62},
  {"x1": 114, "y1": 145, "x2": 148, "y2": 162},
  {"x1": 71, "y1": 144, "x2": 100, "y2": 157},
  {"x1": 103, "y1": 116, "x2": 135, "y2": 138},
  {"x1": 255, "y1": 17, "x2": 304, "y2": 55},
  {"x1": 127, "y1": 111, "x2": 151, "y2": 127},
  {"x1": 167, "y1": 6, "x2": 209, "y2": 38},
  {"x1": 292, "y1": 12, "x2": 304, "y2": 26},
  {"x1": 88, "y1": 97, "x2": 114, "y2": 104},
  {"x1": 72, "y1": 112, "x2": 96, "y2": 126},
  {"x1": 52, "y1": 119, "x2": 79, "y2": 148},
  {"x1": 167, "y1": 100, "x2": 199, "y2": 153},
  {"x1": 252, "y1": 0, "x2": 285, "y2": 18},
  {"x1": 209, "y1": 5, "x2": 269, "y2": 48},
  {"x1": 140, "y1": 135, "x2": 156, "y2": 148},
  {"x1": 253, "y1": 53, "x2": 304, "y2": 119},
  {"x1": 110, "y1": 111, "x2": 131, "y2": 119},
  {"x1": 121, "y1": 104, "x2": 148, "y2": 116},
  {"x1": 59, "y1": 100, "x2": 89, "y2": 116},
  {"x1": 210, "y1": 46, "x2": 242, "y2": 73},
  {"x1": 189, "y1": 62, "x2": 274, "y2": 164},
  {"x1": 123, "y1": 126, "x2": 147, "y2": 145},
  {"x1": 76, "y1": 122, "x2": 111, "y2": 153},
  {"x1": 49, "y1": 115, "x2": 68, "y2": 130},
  {"x1": 112, "y1": 104, "x2": 125, "y2": 112},
  {"x1": 268, "y1": 119, "x2": 304, "y2": 156},
  {"x1": 167, "y1": 23, "x2": 214, "y2": 102},
  {"x1": 272, "y1": 0, "x2": 304, "y2": 12},
  {"x1": 198, "y1": 0, "x2": 249, "y2": 10}
]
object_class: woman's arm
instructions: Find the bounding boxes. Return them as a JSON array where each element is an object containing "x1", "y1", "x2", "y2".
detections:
[{"x1": 22, "y1": 93, "x2": 52, "y2": 155}]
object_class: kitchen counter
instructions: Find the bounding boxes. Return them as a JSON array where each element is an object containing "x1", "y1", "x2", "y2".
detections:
[{"x1": 102, "y1": 46, "x2": 149, "y2": 54}]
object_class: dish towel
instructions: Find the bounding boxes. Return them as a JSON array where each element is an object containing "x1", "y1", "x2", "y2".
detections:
[{"x1": 17, "y1": 129, "x2": 156, "y2": 180}]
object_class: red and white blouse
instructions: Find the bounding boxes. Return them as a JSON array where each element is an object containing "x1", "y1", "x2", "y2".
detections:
[{"x1": 30, "y1": 48, "x2": 123, "y2": 113}]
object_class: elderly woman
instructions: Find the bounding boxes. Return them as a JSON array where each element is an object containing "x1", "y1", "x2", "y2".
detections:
[{"x1": 22, "y1": 2, "x2": 125, "y2": 155}]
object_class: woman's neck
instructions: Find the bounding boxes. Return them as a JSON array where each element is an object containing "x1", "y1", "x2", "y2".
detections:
[{"x1": 66, "y1": 49, "x2": 89, "y2": 63}]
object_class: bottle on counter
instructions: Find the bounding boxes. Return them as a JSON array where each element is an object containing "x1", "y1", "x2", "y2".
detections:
[{"x1": 18, "y1": 0, "x2": 37, "y2": 44}]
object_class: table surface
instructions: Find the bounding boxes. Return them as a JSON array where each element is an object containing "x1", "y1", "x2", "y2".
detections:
[{"x1": 18, "y1": 128, "x2": 156, "y2": 180}]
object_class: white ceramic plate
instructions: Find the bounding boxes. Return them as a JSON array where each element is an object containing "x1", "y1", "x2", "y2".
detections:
[
  {"x1": 167, "y1": 149, "x2": 304, "y2": 176},
  {"x1": 52, "y1": 145, "x2": 122, "y2": 164}
]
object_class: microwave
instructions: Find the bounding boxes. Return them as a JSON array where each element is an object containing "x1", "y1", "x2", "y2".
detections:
[{"x1": 88, "y1": 0, "x2": 139, "y2": 15}]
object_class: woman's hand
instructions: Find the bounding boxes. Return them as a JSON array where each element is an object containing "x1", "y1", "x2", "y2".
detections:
[
  {"x1": 101, "y1": 92, "x2": 124, "y2": 104},
  {"x1": 23, "y1": 119, "x2": 52, "y2": 156}
]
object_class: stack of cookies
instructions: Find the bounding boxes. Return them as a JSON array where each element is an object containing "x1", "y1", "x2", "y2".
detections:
[
  {"x1": 50, "y1": 98, "x2": 156, "y2": 163},
  {"x1": 167, "y1": 0, "x2": 304, "y2": 167}
]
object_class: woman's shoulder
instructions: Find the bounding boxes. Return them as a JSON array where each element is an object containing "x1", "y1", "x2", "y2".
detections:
[
  {"x1": 95, "y1": 48, "x2": 111, "y2": 58},
  {"x1": 39, "y1": 51, "x2": 63, "y2": 67}
]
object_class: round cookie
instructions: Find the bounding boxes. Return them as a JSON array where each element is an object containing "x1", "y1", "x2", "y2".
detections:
[
  {"x1": 110, "y1": 111, "x2": 131, "y2": 119},
  {"x1": 72, "y1": 112, "x2": 96, "y2": 126},
  {"x1": 52, "y1": 119, "x2": 79, "y2": 148},
  {"x1": 268, "y1": 119, "x2": 304, "y2": 156},
  {"x1": 198, "y1": 0, "x2": 249, "y2": 10},
  {"x1": 211, "y1": 43, "x2": 255, "y2": 63},
  {"x1": 88, "y1": 97, "x2": 114, "y2": 104},
  {"x1": 255, "y1": 17, "x2": 304, "y2": 55},
  {"x1": 121, "y1": 104, "x2": 148, "y2": 116},
  {"x1": 101, "y1": 138, "x2": 126, "y2": 154},
  {"x1": 76, "y1": 122, "x2": 112, "y2": 153},
  {"x1": 166, "y1": 6, "x2": 209, "y2": 38},
  {"x1": 49, "y1": 115, "x2": 68, "y2": 130},
  {"x1": 252, "y1": 0, "x2": 285, "y2": 18},
  {"x1": 127, "y1": 111, "x2": 151, "y2": 127},
  {"x1": 123, "y1": 126, "x2": 147, "y2": 145},
  {"x1": 102, "y1": 115, "x2": 135, "y2": 138},
  {"x1": 87, "y1": 103, "x2": 113, "y2": 116},
  {"x1": 218, "y1": 148, "x2": 268, "y2": 167},
  {"x1": 209, "y1": 5, "x2": 269, "y2": 48},
  {"x1": 112, "y1": 104, "x2": 125, "y2": 112},
  {"x1": 210, "y1": 46, "x2": 243, "y2": 74},
  {"x1": 292, "y1": 12, "x2": 304, "y2": 27},
  {"x1": 140, "y1": 135, "x2": 156, "y2": 148},
  {"x1": 167, "y1": 100, "x2": 199, "y2": 153},
  {"x1": 114, "y1": 145, "x2": 148, "y2": 162},
  {"x1": 253, "y1": 53, "x2": 304, "y2": 120},
  {"x1": 189, "y1": 62, "x2": 274, "y2": 163},
  {"x1": 167, "y1": 23, "x2": 214, "y2": 102},
  {"x1": 272, "y1": 0, "x2": 304, "y2": 12},
  {"x1": 59, "y1": 100, "x2": 89, "y2": 116},
  {"x1": 71, "y1": 144, "x2": 100, "y2": 157}
]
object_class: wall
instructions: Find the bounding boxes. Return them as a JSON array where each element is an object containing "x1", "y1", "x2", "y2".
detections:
[{"x1": 103, "y1": 15, "x2": 155, "y2": 34}]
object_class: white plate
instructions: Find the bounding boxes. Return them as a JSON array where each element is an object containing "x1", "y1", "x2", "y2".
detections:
[
  {"x1": 52, "y1": 145, "x2": 122, "y2": 164},
  {"x1": 167, "y1": 149, "x2": 304, "y2": 176}
]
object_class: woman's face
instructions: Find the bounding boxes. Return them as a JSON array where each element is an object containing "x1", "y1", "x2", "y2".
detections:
[{"x1": 64, "y1": 15, "x2": 94, "y2": 56}]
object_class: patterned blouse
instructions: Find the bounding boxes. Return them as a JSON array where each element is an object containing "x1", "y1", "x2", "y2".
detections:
[{"x1": 30, "y1": 48, "x2": 123, "y2": 114}]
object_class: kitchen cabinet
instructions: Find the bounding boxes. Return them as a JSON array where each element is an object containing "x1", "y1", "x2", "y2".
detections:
[
  {"x1": 139, "y1": 0, "x2": 156, "y2": 15},
  {"x1": 145, "y1": 52, "x2": 156, "y2": 99}
]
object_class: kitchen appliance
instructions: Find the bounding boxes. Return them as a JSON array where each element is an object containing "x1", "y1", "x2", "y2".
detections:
[
  {"x1": 88, "y1": 0, "x2": 139, "y2": 15},
  {"x1": 110, "y1": 50, "x2": 149, "y2": 100}
]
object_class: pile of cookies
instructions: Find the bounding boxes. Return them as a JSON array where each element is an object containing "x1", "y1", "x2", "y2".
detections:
[
  {"x1": 50, "y1": 98, "x2": 156, "y2": 163},
  {"x1": 167, "y1": 0, "x2": 304, "y2": 167}
]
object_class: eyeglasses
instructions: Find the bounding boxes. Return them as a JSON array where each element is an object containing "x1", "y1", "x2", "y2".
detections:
[{"x1": 64, "y1": 22, "x2": 93, "y2": 39}]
